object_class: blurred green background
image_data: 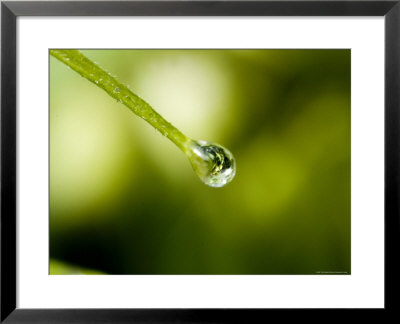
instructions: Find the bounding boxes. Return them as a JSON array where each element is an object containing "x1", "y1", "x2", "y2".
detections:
[{"x1": 50, "y1": 49, "x2": 350, "y2": 275}]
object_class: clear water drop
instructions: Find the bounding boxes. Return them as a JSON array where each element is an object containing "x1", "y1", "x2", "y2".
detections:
[
  {"x1": 187, "y1": 140, "x2": 236, "y2": 188},
  {"x1": 114, "y1": 87, "x2": 120, "y2": 93}
]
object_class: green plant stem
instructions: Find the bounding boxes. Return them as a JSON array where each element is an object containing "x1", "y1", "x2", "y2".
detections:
[{"x1": 50, "y1": 49, "x2": 192, "y2": 153}]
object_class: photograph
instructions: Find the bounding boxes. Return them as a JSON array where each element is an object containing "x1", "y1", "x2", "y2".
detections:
[
  {"x1": 49, "y1": 49, "x2": 351, "y2": 275},
  {"x1": 3, "y1": 0, "x2": 398, "y2": 320}
]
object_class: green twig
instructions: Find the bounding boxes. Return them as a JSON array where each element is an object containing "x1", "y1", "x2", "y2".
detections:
[
  {"x1": 50, "y1": 49, "x2": 191, "y2": 153},
  {"x1": 50, "y1": 49, "x2": 236, "y2": 187}
]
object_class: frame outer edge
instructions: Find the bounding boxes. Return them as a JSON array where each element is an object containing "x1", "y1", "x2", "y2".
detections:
[
  {"x1": 0, "y1": 0, "x2": 399, "y2": 322},
  {"x1": 1, "y1": 2, "x2": 17, "y2": 323},
  {"x1": 2, "y1": 1, "x2": 399, "y2": 16},
  {"x1": 385, "y1": 1, "x2": 400, "y2": 312}
]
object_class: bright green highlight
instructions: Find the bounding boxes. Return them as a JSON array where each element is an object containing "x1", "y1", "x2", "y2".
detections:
[{"x1": 50, "y1": 259, "x2": 104, "y2": 275}]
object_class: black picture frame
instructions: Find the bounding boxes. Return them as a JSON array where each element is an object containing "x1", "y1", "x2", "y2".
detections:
[{"x1": 1, "y1": 0, "x2": 399, "y2": 322}]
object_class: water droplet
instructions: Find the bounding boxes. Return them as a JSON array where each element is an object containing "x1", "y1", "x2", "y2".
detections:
[
  {"x1": 114, "y1": 87, "x2": 120, "y2": 93},
  {"x1": 187, "y1": 140, "x2": 236, "y2": 188}
]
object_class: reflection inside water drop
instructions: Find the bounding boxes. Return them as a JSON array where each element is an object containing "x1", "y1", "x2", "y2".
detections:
[{"x1": 187, "y1": 140, "x2": 236, "y2": 188}]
